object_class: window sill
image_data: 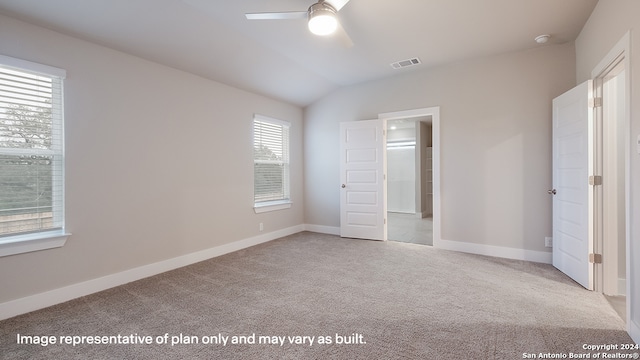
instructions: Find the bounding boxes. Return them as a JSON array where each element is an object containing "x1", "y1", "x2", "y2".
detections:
[
  {"x1": 254, "y1": 200, "x2": 292, "y2": 213},
  {"x1": 0, "y1": 230, "x2": 71, "y2": 258}
]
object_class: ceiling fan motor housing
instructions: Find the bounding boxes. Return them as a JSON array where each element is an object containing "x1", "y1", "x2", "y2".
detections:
[
  {"x1": 308, "y1": 1, "x2": 337, "y2": 15},
  {"x1": 308, "y1": 1, "x2": 338, "y2": 35}
]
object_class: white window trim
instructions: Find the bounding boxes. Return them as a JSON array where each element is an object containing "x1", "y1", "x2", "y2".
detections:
[
  {"x1": 0, "y1": 55, "x2": 70, "y2": 257},
  {"x1": 253, "y1": 114, "x2": 292, "y2": 213},
  {"x1": 0, "y1": 55, "x2": 66, "y2": 78},
  {"x1": 253, "y1": 199, "x2": 292, "y2": 214},
  {"x1": 0, "y1": 230, "x2": 70, "y2": 257}
]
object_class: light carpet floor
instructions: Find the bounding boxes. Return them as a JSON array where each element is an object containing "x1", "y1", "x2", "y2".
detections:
[{"x1": 0, "y1": 231, "x2": 634, "y2": 359}]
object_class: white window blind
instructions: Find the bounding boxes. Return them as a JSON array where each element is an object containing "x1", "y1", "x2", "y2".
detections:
[
  {"x1": 253, "y1": 115, "x2": 290, "y2": 205},
  {"x1": 0, "y1": 56, "x2": 65, "y2": 238}
]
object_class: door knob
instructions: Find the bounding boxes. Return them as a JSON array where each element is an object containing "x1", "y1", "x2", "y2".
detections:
[
  {"x1": 548, "y1": 189, "x2": 557, "y2": 195},
  {"x1": 341, "y1": 184, "x2": 346, "y2": 188}
]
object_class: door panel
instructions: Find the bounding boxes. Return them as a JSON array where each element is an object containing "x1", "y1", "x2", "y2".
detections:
[
  {"x1": 340, "y1": 120, "x2": 387, "y2": 240},
  {"x1": 552, "y1": 80, "x2": 593, "y2": 290}
]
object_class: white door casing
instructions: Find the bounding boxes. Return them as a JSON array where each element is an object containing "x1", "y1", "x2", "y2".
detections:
[
  {"x1": 339, "y1": 120, "x2": 387, "y2": 240},
  {"x1": 600, "y1": 61, "x2": 626, "y2": 296},
  {"x1": 551, "y1": 80, "x2": 594, "y2": 290},
  {"x1": 591, "y1": 32, "x2": 633, "y2": 341}
]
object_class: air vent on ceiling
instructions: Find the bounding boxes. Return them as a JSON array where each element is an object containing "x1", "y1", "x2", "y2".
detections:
[{"x1": 390, "y1": 57, "x2": 421, "y2": 70}]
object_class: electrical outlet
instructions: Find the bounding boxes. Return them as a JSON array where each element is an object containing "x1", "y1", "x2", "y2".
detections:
[
  {"x1": 545, "y1": 237, "x2": 553, "y2": 248},
  {"x1": 259, "y1": 223, "x2": 264, "y2": 231}
]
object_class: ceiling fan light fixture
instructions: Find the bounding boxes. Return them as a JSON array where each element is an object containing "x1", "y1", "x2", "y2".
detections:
[
  {"x1": 308, "y1": 2, "x2": 338, "y2": 36},
  {"x1": 535, "y1": 34, "x2": 551, "y2": 44}
]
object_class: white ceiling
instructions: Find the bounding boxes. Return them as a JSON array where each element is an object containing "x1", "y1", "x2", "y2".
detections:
[{"x1": 0, "y1": 0, "x2": 598, "y2": 106}]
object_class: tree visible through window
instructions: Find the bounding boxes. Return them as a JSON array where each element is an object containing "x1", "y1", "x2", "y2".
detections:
[
  {"x1": 253, "y1": 115, "x2": 290, "y2": 206},
  {"x1": 0, "y1": 56, "x2": 65, "y2": 237}
]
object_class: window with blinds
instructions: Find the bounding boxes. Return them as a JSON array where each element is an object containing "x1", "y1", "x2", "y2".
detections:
[
  {"x1": 253, "y1": 115, "x2": 290, "y2": 206},
  {"x1": 0, "y1": 56, "x2": 65, "y2": 238}
]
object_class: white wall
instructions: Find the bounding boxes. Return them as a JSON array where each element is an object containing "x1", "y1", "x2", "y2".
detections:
[
  {"x1": 387, "y1": 125, "x2": 416, "y2": 213},
  {"x1": 387, "y1": 147, "x2": 416, "y2": 213},
  {"x1": 574, "y1": 0, "x2": 640, "y2": 343},
  {"x1": 304, "y1": 43, "x2": 576, "y2": 255},
  {"x1": 0, "y1": 14, "x2": 303, "y2": 305}
]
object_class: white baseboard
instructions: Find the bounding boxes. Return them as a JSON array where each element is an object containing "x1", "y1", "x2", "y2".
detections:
[
  {"x1": 304, "y1": 224, "x2": 340, "y2": 235},
  {"x1": 302, "y1": 226, "x2": 552, "y2": 264},
  {"x1": 0, "y1": 224, "x2": 305, "y2": 321},
  {"x1": 434, "y1": 238, "x2": 553, "y2": 264}
]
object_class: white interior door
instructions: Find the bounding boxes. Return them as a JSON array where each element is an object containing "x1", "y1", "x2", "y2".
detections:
[
  {"x1": 340, "y1": 120, "x2": 387, "y2": 240},
  {"x1": 551, "y1": 80, "x2": 594, "y2": 290}
]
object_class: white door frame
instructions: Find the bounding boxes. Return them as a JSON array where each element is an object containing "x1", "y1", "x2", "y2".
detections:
[
  {"x1": 596, "y1": 57, "x2": 625, "y2": 296},
  {"x1": 591, "y1": 32, "x2": 633, "y2": 336},
  {"x1": 378, "y1": 107, "x2": 441, "y2": 246}
]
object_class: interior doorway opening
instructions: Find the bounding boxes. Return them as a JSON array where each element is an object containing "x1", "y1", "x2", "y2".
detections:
[
  {"x1": 584, "y1": 32, "x2": 632, "y2": 330},
  {"x1": 596, "y1": 55, "x2": 628, "y2": 322},
  {"x1": 550, "y1": 33, "x2": 631, "y2": 331},
  {"x1": 386, "y1": 116, "x2": 433, "y2": 245}
]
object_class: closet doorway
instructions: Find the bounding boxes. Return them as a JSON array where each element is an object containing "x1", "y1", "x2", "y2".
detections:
[{"x1": 386, "y1": 117, "x2": 433, "y2": 245}]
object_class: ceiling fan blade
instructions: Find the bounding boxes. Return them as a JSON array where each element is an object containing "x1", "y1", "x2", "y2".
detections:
[
  {"x1": 326, "y1": 0, "x2": 351, "y2": 12},
  {"x1": 245, "y1": 11, "x2": 307, "y2": 20},
  {"x1": 336, "y1": 22, "x2": 354, "y2": 48}
]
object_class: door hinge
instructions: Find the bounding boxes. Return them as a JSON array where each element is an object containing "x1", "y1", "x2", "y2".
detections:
[
  {"x1": 589, "y1": 97, "x2": 603, "y2": 108},
  {"x1": 589, "y1": 175, "x2": 603, "y2": 186},
  {"x1": 384, "y1": 218, "x2": 386, "y2": 225},
  {"x1": 589, "y1": 253, "x2": 603, "y2": 264}
]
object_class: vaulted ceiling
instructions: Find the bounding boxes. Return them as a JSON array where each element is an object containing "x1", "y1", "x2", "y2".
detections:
[{"x1": 0, "y1": 0, "x2": 598, "y2": 106}]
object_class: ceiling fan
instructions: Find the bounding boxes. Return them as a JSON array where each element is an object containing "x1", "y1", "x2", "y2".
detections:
[{"x1": 245, "y1": 0, "x2": 353, "y2": 47}]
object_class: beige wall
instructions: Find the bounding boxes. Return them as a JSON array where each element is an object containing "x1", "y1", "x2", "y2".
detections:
[
  {"x1": 0, "y1": 14, "x2": 303, "y2": 304},
  {"x1": 304, "y1": 43, "x2": 576, "y2": 253},
  {"x1": 575, "y1": 0, "x2": 640, "y2": 343}
]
